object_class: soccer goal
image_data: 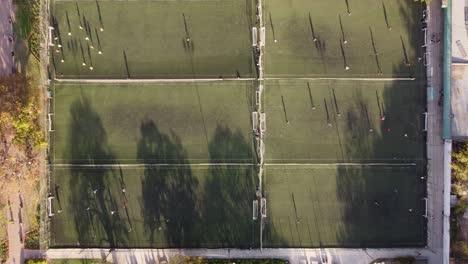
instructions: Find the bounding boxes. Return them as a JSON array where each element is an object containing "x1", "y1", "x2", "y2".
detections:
[
  {"x1": 261, "y1": 197, "x2": 267, "y2": 218},
  {"x1": 253, "y1": 200, "x2": 259, "y2": 220},
  {"x1": 252, "y1": 111, "x2": 259, "y2": 131},
  {"x1": 260, "y1": 27, "x2": 265, "y2": 47},
  {"x1": 48, "y1": 113, "x2": 54, "y2": 132},
  {"x1": 259, "y1": 113, "x2": 266, "y2": 133},
  {"x1": 423, "y1": 197, "x2": 428, "y2": 218},
  {"x1": 48, "y1": 196, "x2": 55, "y2": 217},
  {"x1": 252, "y1": 27, "x2": 258, "y2": 47}
]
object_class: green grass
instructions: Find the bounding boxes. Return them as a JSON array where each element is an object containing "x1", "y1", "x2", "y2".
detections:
[
  {"x1": 263, "y1": 165, "x2": 426, "y2": 247},
  {"x1": 264, "y1": 0, "x2": 424, "y2": 78},
  {"x1": 0, "y1": 240, "x2": 7, "y2": 264},
  {"x1": 51, "y1": 0, "x2": 255, "y2": 78},
  {"x1": 48, "y1": 0, "x2": 428, "y2": 249},
  {"x1": 52, "y1": 81, "x2": 255, "y2": 164},
  {"x1": 50, "y1": 165, "x2": 258, "y2": 248},
  {"x1": 264, "y1": 79, "x2": 425, "y2": 163}
]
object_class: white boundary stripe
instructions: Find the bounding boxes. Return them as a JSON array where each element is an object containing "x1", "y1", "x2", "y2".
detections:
[
  {"x1": 265, "y1": 163, "x2": 417, "y2": 166},
  {"x1": 52, "y1": 163, "x2": 257, "y2": 167},
  {"x1": 54, "y1": 77, "x2": 417, "y2": 83},
  {"x1": 52, "y1": 162, "x2": 417, "y2": 168},
  {"x1": 265, "y1": 77, "x2": 416, "y2": 81},
  {"x1": 55, "y1": 78, "x2": 256, "y2": 83}
]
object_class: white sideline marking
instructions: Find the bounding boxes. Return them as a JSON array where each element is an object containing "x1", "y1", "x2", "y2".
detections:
[
  {"x1": 265, "y1": 163, "x2": 417, "y2": 166},
  {"x1": 55, "y1": 78, "x2": 256, "y2": 83},
  {"x1": 52, "y1": 163, "x2": 257, "y2": 167}
]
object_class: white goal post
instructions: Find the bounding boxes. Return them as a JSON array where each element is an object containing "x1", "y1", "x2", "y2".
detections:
[
  {"x1": 260, "y1": 27, "x2": 265, "y2": 47},
  {"x1": 253, "y1": 200, "x2": 259, "y2": 220},
  {"x1": 48, "y1": 114, "x2": 54, "y2": 132},
  {"x1": 261, "y1": 197, "x2": 267, "y2": 218},
  {"x1": 252, "y1": 27, "x2": 258, "y2": 47},
  {"x1": 252, "y1": 112, "x2": 259, "y2": 131},
  {"x1": 423, "y1": 112, "x2": 428, "y2": 131},
  {"x1": 48, "y1": 196, "x2": 55, "y2": 217},
  {"x1": 259, "y1": 113, "x2": 266, "y2": 133}
]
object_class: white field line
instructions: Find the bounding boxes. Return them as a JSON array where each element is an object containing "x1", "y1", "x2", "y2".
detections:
[
  {"x1": 264, "y1": 163, "x2": 417, "y2": 166},
  {"x1": 56, "y1": 0, "x2": 229, "y2": 2},
  {"x1": 54, "y1": 78, "x2": 256, "y2": 83},
  {"x1": 265, "y1": 77, "x2": 417, "y2": 81},
  {"x1": 52, "y1": 163, "x2": 257, "y2": 167}
]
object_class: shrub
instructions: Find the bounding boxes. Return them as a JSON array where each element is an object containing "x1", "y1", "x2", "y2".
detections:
[
  {"x1": 24, "y1": 227, "x2": 40, "y2": 249},
  {"x1": 24, "y1": 260, "x2": 46, "y2": 264},
  {"x1": 0, "y1": 241, "x2": 7, "y2": 264}
]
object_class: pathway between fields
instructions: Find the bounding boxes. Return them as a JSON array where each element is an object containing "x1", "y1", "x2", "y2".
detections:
[{"x1": 6, "y1": 190, "x2": 24, "y2": 264}]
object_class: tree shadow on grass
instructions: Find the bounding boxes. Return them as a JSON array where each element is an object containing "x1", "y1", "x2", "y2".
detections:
[
  {"x1": 67, "y1": 95, "x2": 128, "y2": 247},
  {"x1": 200, "y1": 124, "x2": 257, "y2": 248},
  {"x1": 137, "y1": 119, "x2": 200, "y2": 247},
  {"x1": 336, "y1": 64, "x2": 426, "y2": 247},
  {"x1": 333, "y1": 0, "x2": 427, "y2": 247}
]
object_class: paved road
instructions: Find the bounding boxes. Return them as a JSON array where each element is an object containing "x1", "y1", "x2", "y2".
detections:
[{"x1": 0, "y1": 0, "x2": 14, "y2": 76}]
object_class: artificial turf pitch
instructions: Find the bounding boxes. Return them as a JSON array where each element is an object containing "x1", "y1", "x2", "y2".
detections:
[
  {"x1": 49, "y1": 0, "x2": 428, "y2": 249},
  {"x1": 264, "y1": 0, "x2": 425, "y2": 78},
  {"x1": 263, "y1": 165, "x2": 425, "y2": 247},
  {"x1": 264, "y1": 80, "x2": 426, "y2": 163},
  {"x1": 51, "y1": 0, "x2": 255, "y2": 79},
  {"x1": 52, "y1": 81, "x2": 256, "y2": 164},
  {"x1": 51, "y1": 165, "x2": 258, "y2": 247}
]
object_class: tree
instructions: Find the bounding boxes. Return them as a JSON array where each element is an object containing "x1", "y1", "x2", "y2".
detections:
[
  {"x1": 452, "y1": 143, "x2": 468, "y2": 197},
  {"x1": 169, "y1": 256, "x2": 204, "y2": 264}
]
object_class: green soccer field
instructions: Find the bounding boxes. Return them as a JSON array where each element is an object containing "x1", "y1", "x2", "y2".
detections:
[
  {"x1": 264, "y1": 79, "x2": 426, "y2": 163},
  {"x1": 50, "y1": 165, "x2": 258, "y2": 247},
  {"x1": 52, "y1": 81, "x2": 256, "y2": 164},
  {"x1": 263, "y1": 164, "x2": 426, "y2": 247},
  {"x1": 48, "y1": 0, "x2": 428, "y2": 249},
  {"x1": 263, "y1": 0, "x2": 425, "y2": 78},
  {"x1": 51, "y1": 0, "x2": 255, "y2": 78}
]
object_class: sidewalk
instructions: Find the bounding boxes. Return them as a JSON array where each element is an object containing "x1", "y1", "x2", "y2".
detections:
[
  {"x1": 45, "y1": 247, "x2": 434, "y2": 264},
  {"x1": 0, "y1": 0, "x2": 15, "y2": 76},
  {"x1": 6, "y1": 190, "x2": 24, "y2": 264}
]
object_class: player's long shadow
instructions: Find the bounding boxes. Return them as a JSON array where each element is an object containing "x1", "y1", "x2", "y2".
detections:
[
  {"x1": 67, "y1": 96, "x2": 128, "y2": 247},
  {"x1": 123, "y1": 50, "x2": 131, "y2": 78},
  {"x1": 96, "y1": 0, "x2": 104, "y2": 30},
  {"x1": 382, "y1": 1, "x2": 391, "y2": 29},
  {"x1": 137, "y1": 119, "x2": 200, "y2": 247},
  {"x1": 369, "y1": 27, "x2": 383, "y2": 75},
  {"x1": 201, "y1": 124, "x2": 258, "y2": 247}
]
